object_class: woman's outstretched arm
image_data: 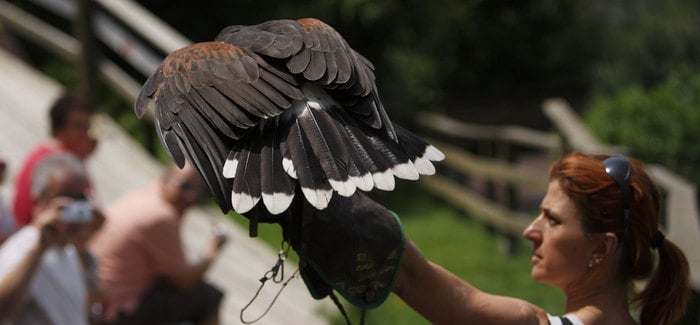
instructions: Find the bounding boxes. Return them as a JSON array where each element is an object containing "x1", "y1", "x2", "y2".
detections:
[{"x1": 393, "y1": 239, "x2": 549, "y2": 325}]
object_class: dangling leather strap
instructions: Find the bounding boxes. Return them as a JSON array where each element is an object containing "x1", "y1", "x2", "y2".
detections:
[{"x1": 240, "y1": 246, "x2": 296, "y2": 324}]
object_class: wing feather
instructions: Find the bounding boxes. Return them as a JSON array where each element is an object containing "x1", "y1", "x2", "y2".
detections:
[
  {"x1": 195, "y1": 87, "x2": 256, "y2": 129},
  {"x1": 216, "y1": 20, "x2": 304, "y2": 59},
  {"x1": 185, "y1": 89, "x2": 239, "y2": 139},
  {"x1": 176, "y1": 109, "x2": 232, "y2": 210}
]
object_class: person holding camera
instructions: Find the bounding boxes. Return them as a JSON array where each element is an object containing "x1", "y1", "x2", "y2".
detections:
[
  {"x1": 0, "y1": 153, "x2": 102, "y2": 324},
  {"x1": 89, "y1": 162, "x2": 227, "y2": 325}
]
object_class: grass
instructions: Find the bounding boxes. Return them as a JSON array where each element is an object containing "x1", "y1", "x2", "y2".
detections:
[{"x1": 226, "y1": 182, "x2": 565, "y2": 324}]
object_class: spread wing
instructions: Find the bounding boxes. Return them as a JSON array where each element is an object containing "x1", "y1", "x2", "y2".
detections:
[{"x1": 135, "y1": 18, "x2": 444, "y2": 215}]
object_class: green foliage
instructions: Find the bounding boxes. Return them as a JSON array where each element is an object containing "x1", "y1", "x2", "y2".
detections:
[
  {"x1": 591, "y1": 0, "x2": 700, "y2": 95},
  {"x1": 585, "y1": 67, "x2": 700, "y2": 185},
  {"x1": 131, "y1": 0, "x2": 700, "y2": 132},
  {"x1": 133, "y1": 0, "x2": 609, "y2": 127}
]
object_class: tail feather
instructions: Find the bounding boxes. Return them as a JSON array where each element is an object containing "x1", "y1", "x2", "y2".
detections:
[
  {"x1": 231, "y1": 136, "x2": 262, "y2": 214},
  {"x1": 277, "y1": 125, "x2": 298, "y2": 179},
  {"x1": 394, "y1": 124, "x2": 445, "y2": 175},
  {"x1": 260, "y1": 122, "x2": 295, "y2": 214},
  {"x1": 297, "y1": 103, "x2": 356, "y2": 197},
  {"x1": 287, "y1": 120, "x2": 333, "y2": 209},
  {"x1": 329, "y1": 109, "x2": 396, "y2": 191}
]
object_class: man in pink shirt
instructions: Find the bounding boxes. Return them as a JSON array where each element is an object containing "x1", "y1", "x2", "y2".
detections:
[
  {"x1": 13, "y1": 93, "x2": 97, "y2": 226},
  {"x1": 90, "y1": 163, "x2": 227, "y2": 325}
]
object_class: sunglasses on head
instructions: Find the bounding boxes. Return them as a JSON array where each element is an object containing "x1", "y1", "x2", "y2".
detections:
[{"x1": 603, "y1": 155, "x2": 631, "y2": 247}]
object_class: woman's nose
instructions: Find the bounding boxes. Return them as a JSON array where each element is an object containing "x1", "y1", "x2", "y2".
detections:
[{"x1": 523, "y1": 215, "x2": 543, "y2": 242}]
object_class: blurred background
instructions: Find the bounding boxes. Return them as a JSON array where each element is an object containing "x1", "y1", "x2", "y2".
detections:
[
  {"x1": 6, "y1": 0, "x2": 700, "y2": 184},
  {"x1": 1, "y1": 0, "x2": 699, "y2": 324}
]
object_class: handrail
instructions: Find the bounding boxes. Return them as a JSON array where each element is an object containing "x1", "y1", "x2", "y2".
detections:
[
  {"x1": 428, "y1": 138, "x2": 548, "y2": 191},
  {"x1": 420, "y1": 176, "x2": 532, "y2": 237},
  {"x1": 541, "y1": 98, "x2": 613, "y2": 154},
  {"x1": 95, "y1": 0, "x2": 190, "y2": 54},
  {"x1": 0, "y1": 1, "x2": 78, "y2": 59},
  {"x1": 0, "y1": 0, "x2": 142, "y2": 104},
  {"x1": 3, "y1": 0, "x2": 195, "y2": 108},
  {"x1": 418, "y1": 112, "x2": 560, "y2": 151}
]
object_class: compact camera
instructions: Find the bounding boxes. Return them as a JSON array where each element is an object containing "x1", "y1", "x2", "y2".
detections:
[{"x1": 61, "y1": 200, "x2": 93, "y2": 223}]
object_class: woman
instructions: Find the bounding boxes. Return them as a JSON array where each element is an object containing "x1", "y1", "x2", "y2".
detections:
[{"x1": 393, "y1": 152, "x2": 689, "y2": 325}]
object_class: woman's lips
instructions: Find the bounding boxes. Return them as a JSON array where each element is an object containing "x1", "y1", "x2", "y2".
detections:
[{"x1": 531, "y1": 254, "x2": 542, "y2": 264}]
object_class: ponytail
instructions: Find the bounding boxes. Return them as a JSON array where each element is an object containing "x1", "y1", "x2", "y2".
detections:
[{"x1": 634, "y1": 238, "x2": 689, "y2": 325}]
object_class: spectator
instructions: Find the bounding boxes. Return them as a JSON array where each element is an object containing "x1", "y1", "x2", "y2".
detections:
[
  {"x1": 90, "y1": 162, "x2": 227, "y2": 325},
  {"x1": 13, "y1": 92, "x2": 97, "y2": 227},
  {"x1": 0, "y1": 154, "x2": 16, "y2": 244},
  {"x1": 0, "y1": 153, "x2": 102, "y2": 324}
]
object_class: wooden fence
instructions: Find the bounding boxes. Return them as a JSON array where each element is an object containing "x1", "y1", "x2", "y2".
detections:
[{"x1": 417, "y1": 109, "x2": 559, "y2": 253}]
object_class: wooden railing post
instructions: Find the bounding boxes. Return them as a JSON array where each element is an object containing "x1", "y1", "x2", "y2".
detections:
[
  {"x1": 75, "y1": 0, "x2": 97, "y2": 104},
  {"x1": 497, "y1": 141, "x2": 519, "y2": 255}
]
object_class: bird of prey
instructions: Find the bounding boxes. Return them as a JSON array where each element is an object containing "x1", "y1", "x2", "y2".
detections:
[
  {"x1": 135, "y1": 18, "x2": 444, "y2": 220},
  {"x1": 135, "y1": 17, "x2": 446, "y2": 316}
]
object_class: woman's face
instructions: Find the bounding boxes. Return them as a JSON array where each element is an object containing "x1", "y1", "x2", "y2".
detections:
[{"x1": 523, "y1": 180, "x2": 598, "y2": 291}]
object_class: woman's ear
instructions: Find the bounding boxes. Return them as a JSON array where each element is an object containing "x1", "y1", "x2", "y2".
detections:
[
  {"x1": 589, "y1": 232, "x2": 618, "y2": 265},
  {"x1": 595, "y1": 232, "x2": 619, "y2": 257}
]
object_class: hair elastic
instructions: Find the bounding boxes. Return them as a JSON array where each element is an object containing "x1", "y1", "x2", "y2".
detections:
[{"x1": 651, "y1": 230, "x2": 665, "y2": 249}]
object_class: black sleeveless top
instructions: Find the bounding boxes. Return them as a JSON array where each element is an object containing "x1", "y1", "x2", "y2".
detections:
[{"x1": 547, "y1": 313, "x2": 584, "y2": 325}]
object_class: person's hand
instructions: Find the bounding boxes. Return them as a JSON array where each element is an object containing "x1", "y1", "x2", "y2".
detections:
[
  {"x1": 87, "y1": 206, "x2": 105, "y2": 239},
  {"x1": 70, "y1": 206, "x2": 104, "y2": 250},
  {"x1": 206, "y1": 222, "x2": 229, "y2": 260},
  {"x1": 31, "y1": 197, "x2": 74, "y2": 248}
]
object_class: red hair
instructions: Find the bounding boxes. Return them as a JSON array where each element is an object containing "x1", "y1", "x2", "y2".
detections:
[{"x1": 549, "y1": 152, "x2": 689, "y2": 325}]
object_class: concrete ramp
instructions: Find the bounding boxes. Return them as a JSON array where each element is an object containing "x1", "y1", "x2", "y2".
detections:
[{"x1": 0, "y1": 48, "x2": 331, "y2": 325}]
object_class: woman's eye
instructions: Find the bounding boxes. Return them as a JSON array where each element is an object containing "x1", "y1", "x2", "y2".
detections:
[{"x1": 545, "y1": 214, "x2": 560, "y2": 226}]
